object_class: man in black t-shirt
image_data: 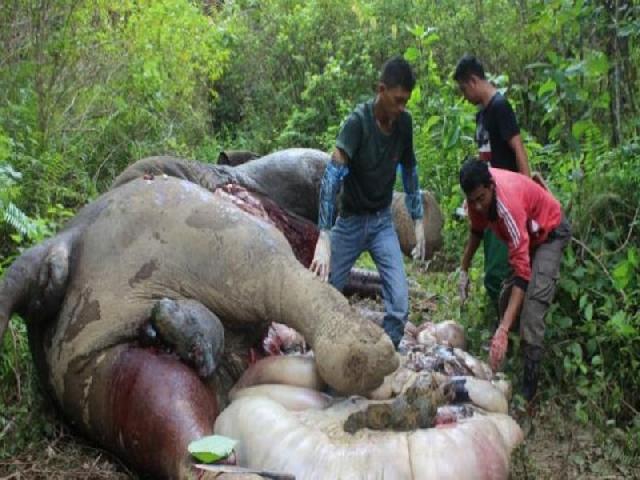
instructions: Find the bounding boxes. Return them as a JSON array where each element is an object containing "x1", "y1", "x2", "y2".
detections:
[
  {"x1": 309, "y1": 56, "x2": 426, "y2": 348},
  {"x1": 453, "y1": 55, "x2": 531, "y2": 311}
]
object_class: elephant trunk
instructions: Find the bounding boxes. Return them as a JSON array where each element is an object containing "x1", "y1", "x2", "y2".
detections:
[
  {"x1": 0, "y1": 242, "x2": 49, "y2": 344},
  {"x1": 271, "y1": 266, "x2": 398, "y2": 396}
]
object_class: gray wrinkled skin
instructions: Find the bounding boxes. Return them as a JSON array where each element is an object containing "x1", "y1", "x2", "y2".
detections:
[
  {"x1": 149, "y1": 298, "x2": 225, "y2": 379},
  {"x1": 112, "y1": 148, "x2": 443, "y2": 260}
]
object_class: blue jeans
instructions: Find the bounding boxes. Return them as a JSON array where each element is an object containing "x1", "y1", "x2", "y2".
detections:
[{"x1": 329, "y1": 208, "x2": 409, "y2": 347}]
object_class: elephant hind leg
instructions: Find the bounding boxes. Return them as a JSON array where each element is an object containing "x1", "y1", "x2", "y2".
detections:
[{"x1": 67, "y1": 346, "x2": 219, "y2": 479}]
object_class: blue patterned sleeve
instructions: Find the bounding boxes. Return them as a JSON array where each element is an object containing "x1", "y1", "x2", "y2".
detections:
[
  {"x1": 401, "y1": 163, "x2": 424, "y2": 220},
  {"x1": 318, "y1": 160, "x2": 349, "y2": 230}
]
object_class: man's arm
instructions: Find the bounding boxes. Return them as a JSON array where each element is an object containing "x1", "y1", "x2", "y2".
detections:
[
  {"x1": 400, "y1": 163, "x2": 424, "y2": 220},
  {"x1": 496, "y1": 97, "x2": 530, "y2": 177},
  {"x1": 500, "y1": 284, "x2": 525, "y2": 331},
  {"x1": 489, "y1": 281, "x2": 525, "y2": 370},
  {"x1": 507, "y1": 134, "x2": 530, "y2": 177},
  {"x1": 461, "y1": 230, "x2": 482, "y2": 272},
  {"x1": 310, "y1": 148, "x2": 349, "y2": 281},
  {"x1": 458, "y1": 230, "x2": 482, "y2": 303},
  {"x1": 317, "y1": 148, "x2": 349, "y2": 231},
  {"x1": 489, "y1": 198, "x2": 531, "y2": 369},
  {"x1": 400, "y1": 163, "x2": 427, "y2": 260}
]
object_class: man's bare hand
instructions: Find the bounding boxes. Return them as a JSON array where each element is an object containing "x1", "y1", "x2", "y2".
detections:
[
  {"x1": 489, "y1": 326, "x2": 509, "y2": 371},
  {"x1": 458, "y1": 269, "x2": 470, "y2": 305},
  {"x1": 310, "y1": 231, "x2": 331, "y2": 282}
]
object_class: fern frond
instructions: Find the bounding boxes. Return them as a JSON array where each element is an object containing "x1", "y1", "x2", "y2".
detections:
[{"x1": 1, "y1": 201, "x2": 36, "y2": 238}]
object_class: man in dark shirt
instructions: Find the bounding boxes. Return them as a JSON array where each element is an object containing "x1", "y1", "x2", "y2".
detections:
[
  {"x1": 309, "y1": 56, "x2": 426, "y2": 348},
  {"x1": 454, "y1": 55, "x2": 531, "y2": 310}
]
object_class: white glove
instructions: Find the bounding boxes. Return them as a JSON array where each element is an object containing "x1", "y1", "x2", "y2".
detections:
[
  {"x1": 458, "y1": 269, "x2": 470, "y2": 304},
  {"x1": 412, "y1": 219, "x2": 426, "y2": 261},
  {"x1": 310, "y1": 230, "x2": 331, "y2": 282}
]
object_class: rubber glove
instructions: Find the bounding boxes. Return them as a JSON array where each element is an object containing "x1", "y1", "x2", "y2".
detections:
[
  {"x1": 310, "y1": 230, "x2": 331, "y2": 282},
  {"x1": 458, "y1": 269, "x2": 470, "y2": 305},
  {"x1": 489, "y1": 326, "x2": 509, "y2": 371},
  {"x1": 412, "y1": 219, "x2": 426, "y2": 261}
]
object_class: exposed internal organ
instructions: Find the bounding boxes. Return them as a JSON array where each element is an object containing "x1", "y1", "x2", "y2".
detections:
[{"x1": 216, "y1": 184, "x2": 319, "y2": 267}]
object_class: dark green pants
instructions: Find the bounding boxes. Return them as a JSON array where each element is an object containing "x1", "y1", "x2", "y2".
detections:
[
  {"x1": 483, "y1": 229, "x2": 511, "y2": 305},
  {"x1": 498, "y1": 218, "x2": 572, "y2": 347}
]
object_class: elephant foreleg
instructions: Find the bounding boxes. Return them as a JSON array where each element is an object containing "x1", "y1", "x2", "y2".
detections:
[{"x1": 343, "y1": 268, "x2": 385, "y2": 299}]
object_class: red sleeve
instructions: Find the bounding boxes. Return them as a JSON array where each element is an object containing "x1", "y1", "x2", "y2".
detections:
[{"x1": 496, "y1": 198, "x2": 531, "y2": 285}]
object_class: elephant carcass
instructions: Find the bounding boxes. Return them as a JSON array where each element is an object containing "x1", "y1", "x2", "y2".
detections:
[
  {"x1": 392, "y1": 189, "x2": 444, "y2": 261},
  {"x1": 217, "y1": 150, "x2": 261, "y2": 166},
  {"x1": 237, "y1": 148, "x2": 444, "y2": 261},
  {"x1": 112, "y1": 148, "x2": 444, "y2": 261},
  {"x1": 0, "y1": 176, "x2": 397, "y2": 479}
]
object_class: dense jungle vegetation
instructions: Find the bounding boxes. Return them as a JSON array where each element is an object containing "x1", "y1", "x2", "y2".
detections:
[{"x1": 1, "y1": 0, "x2": 639, "y2": 476}]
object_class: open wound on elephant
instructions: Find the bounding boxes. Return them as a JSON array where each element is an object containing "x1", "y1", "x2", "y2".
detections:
[{"x1": 215, "y1": 183, "x2": 319, "y2": 266}]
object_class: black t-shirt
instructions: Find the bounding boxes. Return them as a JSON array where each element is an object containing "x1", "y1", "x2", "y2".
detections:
[
  {"x1": 475, "y1": 93, "x2": 520, "y2": 172},
  {"x1": 336, "y1": 99, "x2": 416, "y2": 216}
]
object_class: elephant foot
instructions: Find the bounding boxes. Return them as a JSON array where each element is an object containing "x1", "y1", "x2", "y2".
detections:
[
  {"x1": 343, "y1": 268, "x2": 385, "y2": 299},
  {"x1": 73, "y1": 346, "x2": 220, "y2": 479},
  {"x1": 142, "y1": 298, "x2": 225, "y2": 379}
]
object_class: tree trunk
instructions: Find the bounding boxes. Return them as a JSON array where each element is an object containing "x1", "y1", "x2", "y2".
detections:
[{"x1": 604, "y1": 0, "x2": 623, "y2": 145}]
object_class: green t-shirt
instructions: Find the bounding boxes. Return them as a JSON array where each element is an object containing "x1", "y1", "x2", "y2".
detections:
[{"x1": 336, "y1": 99, "x2": 416, "y2": 216}]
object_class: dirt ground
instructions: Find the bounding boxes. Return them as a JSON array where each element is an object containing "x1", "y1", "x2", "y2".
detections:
[{"x1": 510, "y1": 401, "x2": 637, "y2": 479}]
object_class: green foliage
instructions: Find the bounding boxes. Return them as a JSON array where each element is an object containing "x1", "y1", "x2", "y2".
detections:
[
  {"x1": 0, "y1": 131, "x2": 48, "y2": 251},
  {"x1": 0, "y1": 0, "x2": 232, "y2": 214},
  {"x1": 547, "y1": 145, "x2": 640, "y2": 430},
  {"x1": 0, "y1": 317, "x2": 45, "y2": 459}
]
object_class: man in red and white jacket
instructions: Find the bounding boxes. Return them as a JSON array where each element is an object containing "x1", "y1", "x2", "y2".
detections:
[{"x1": 458, "y1": 159, "x2": 571, "y2": 401}]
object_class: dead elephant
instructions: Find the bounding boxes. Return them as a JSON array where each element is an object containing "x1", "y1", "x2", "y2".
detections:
[
  {"x1": 217, "y1": 150, "x2": 260, "y2": 166},
  {"x1": 113, "y1": 148, "x2": 444, "y2": 262},
  {"x1": 0, "y1": 176, "x2": 397, "y2": 479}
]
